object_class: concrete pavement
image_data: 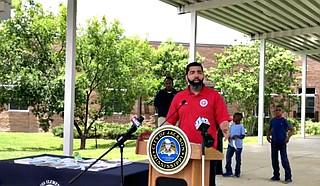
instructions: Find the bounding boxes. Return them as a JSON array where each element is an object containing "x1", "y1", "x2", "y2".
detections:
[{"x1": 217, "y1": 135, "x2": 320, "y2": 186}]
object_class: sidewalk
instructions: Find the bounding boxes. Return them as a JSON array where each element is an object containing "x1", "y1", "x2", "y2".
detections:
[{"x1": 217, "y1": 135, "x2": 320, "y2": 186}]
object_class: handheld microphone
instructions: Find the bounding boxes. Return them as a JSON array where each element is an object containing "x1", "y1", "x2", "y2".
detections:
[
  {"x1": 158, "y1": 100, "x2": 186, "y2": 127},
  {"x1": 117, "y1": 116, "x2": 144, "y2": 143},
  {"x1": 194, "y1": 116, "x2": 214, "y2": 148},
  {"x1": 195, "y1": 116, "x2": 210, "y2": 132}
]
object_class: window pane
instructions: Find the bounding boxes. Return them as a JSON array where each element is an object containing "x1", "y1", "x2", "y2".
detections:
[
  {"x1": 298, "y1": 88, "x2": 316, "y2": 94},
  {"x1": 9, "y1": 103, "x2": 28, "y2": 111}
]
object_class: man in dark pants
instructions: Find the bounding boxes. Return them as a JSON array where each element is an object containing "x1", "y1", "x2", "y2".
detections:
[
  {"x1": 267, "y1": 105, "x2": 294, "y2": 184},
  {"x1": 216, "y1": 128, "x2": 224, "y2": 175}
]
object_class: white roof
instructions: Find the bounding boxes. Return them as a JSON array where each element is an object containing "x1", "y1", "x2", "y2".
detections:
[{"x1": 160, "y1": 0, "x2": 320, "y2": 61}]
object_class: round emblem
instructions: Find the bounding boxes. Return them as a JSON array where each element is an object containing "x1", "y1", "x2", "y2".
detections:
[
  {"x1": 199, "y1": 99, "x2": 208, "y2": 107},
  {"x1": 39, "y1": 180, "x2": 60, "y2": 186},
  {"x1": 147, "y1": 125, "x2": 191, "y2": 175}
]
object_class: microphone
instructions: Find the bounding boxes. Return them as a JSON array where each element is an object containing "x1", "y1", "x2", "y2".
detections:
[
  {"x1": 69, "y1": 116, "x2": 144, "y2": 185},
  {"x1": 194, "y1": 116, "x2": 214, "y2": 148},
  {"x1": 158, "y1": 100, "x2": 186, "y2": 127},
  {"x1": 195, "y1": 116, "x2": 210, "y2": 132},
  {"x1": 117, "y1": 116, "x2": 144, "y2": 144}
]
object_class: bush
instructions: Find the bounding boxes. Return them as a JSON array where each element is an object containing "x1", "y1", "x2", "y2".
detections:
[
  {"x1": 287, "y1": 117, "x2": 300, "y2": 134},
  {"x1": 241, "y1": 117, "x2": 300, "y2": 136},
  {"x1": 306, "y1": 120, "x2": 320, "y2": 135},
  {"x1": 52, "y1": 122, "x2": 156, "y2": 140},
  {"x1": 242, "y1": 116, "x2": 258, "y2": 136}
]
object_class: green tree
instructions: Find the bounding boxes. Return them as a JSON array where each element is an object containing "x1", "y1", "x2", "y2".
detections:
[
  {"x1": 75, "y1": 17, "x2": 153, "y2": 149},
  {"x1": 206, "y1": 41, "x2": 300, "y2": 135},
  {"x1": 150, "y1": 40, "x2": 204, "y2": 102},
  {"x1": 0, "y1": 0, "x2": 66, "y2": 131}
]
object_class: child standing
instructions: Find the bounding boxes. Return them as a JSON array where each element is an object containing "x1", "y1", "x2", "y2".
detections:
[
  {"x1": 223, "y1": 112, "x2": 246, "y2": 178},
  {"x1": 267, "y1": 105, "x2": 294, "y2": 183}
]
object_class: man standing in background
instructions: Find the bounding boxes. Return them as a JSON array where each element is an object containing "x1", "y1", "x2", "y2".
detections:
[{"x1": 154, "y1": 76, "x2": 178, "y2": 127}]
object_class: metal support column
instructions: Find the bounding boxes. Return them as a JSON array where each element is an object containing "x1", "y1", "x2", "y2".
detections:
[
  {"x1": 301, "y1": 55, "x2": 307, "y2": 139},
  {"x1": 258, "y1": 39, "x2": 266, "y2": 145},
  {"x1": 189, "y1": 10, "x2": 197, "y2": 63},
  {"x1": 63, "y1": 0, "x2": 77, "y2": 156}
]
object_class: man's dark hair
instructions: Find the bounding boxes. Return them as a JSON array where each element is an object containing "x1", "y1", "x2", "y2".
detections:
[
  {"x1": 185, "y1": 62, "x2": 203, "y2": 75},
  {"x1": 164, "y1": 76, "x2": 173, "y2": 82}
]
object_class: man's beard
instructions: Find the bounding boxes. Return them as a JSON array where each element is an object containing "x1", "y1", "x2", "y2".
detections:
[{"x1": 188, "y1": 77, "x2": 203, "y2": 89}]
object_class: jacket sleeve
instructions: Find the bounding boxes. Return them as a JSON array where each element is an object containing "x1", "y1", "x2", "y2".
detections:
[{"x1": 154, "y1": 91, "x2": 160, "y2": 108}]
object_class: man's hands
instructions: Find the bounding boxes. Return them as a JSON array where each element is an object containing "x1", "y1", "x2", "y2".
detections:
[
  {"x1": 266, "y1": 129, "x2": 272, "y2": 143},
  {"x1": 220, "y1": 121, "x2": 230, "y2": 141},
  {"x1": 285, "y1": 137, "x2": 290, "y2": 143},
  {"x1": 286, "y1": 127, "x2": 294, "y2": 143},
  {"x1": 267, "y1": 135, "x2": 272, "y2": 143}
]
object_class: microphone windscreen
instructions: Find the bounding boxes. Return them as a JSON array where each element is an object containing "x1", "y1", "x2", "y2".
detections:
[
  {"x1": 137, "y1": 116, "x2": 144, "y2": 123},
  {"x1": 131, "y1": 116, "x2": 144, "y2": 127}
]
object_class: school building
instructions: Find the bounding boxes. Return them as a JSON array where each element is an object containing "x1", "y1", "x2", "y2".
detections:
[{"x1": 0, "y1": 42, "x2": 319, "y2": 132}]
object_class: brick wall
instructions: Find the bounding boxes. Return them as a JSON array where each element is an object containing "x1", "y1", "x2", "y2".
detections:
[
  {"x1": 0, "y1": 111, "x2": 9, "y2": 132},
  {"x1": 0, "y1": 109, "x2": 64, "y2": 132},
  {"x1": 294, "y1": 58, "x2": 320, "y2": 120}
]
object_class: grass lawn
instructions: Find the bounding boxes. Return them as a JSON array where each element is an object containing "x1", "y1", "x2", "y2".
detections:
[
  {"x1": 0, "y1": 132, "x2": 267, "y2": 161},
  {"x1": 0, "y1": 132, "x2": 148, "y2": 161}
]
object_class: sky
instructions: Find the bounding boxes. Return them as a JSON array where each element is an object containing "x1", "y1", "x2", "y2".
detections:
[{"x1": 37, "y1": 0, "x2": 249, "y2": 45}]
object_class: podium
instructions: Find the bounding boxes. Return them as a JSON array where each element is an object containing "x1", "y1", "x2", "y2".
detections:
[{"x1": 136, "y1": 138, "x2": 224, "y2": 186}]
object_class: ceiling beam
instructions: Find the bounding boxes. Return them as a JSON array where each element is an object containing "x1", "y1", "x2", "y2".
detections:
[
  {"x1": 294, "y1": 48, "x2": 320, "y2": 55},
  {"x1": 178, "y1": 0, "x2": 257, "y2": 14},
  {"x1": 251, "y1": 26, "x2": 320, "y2": 40}
]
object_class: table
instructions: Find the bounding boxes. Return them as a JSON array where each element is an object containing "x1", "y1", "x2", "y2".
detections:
[{"x1": 0, "y1": 154, "x2": 148, "y2": 186}]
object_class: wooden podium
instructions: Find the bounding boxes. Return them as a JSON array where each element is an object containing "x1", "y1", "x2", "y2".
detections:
[{"x1": 136, "y1": 138, "x2": 224, "y2": 186}]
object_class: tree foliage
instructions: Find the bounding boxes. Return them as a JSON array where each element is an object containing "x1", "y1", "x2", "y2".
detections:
[
  {"x1": 149, "y1": 40, "x2": 204, "y2": 102},
  {"x1": 75, "y1": 17, "x2": 154, "y2": 149},
  {"x1": 0, "y1": 0, "x2": 66, "y2": 131},
  {"x1": 206, "y1": 41, "x2": 300, "y2": 135}
]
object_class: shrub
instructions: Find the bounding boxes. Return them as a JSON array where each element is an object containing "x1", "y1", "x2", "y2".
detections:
[
  {"x1": 306, "y1": 120, "x2": 320, "y2": 135},
  {"x1": 52, "y1": 122, "x2": 156, "y2": 140},
  {"x1": 287, "y1": 117, "x2": 300, "y2": 134}
]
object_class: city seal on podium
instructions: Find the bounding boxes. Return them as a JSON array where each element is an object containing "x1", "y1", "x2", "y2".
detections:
[{"x1": 147, "y1": 125, "x2": 191, "y2": 175}]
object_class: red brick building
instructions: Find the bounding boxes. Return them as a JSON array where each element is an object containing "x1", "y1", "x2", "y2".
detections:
[{"x1": 1, "y1": 42, "x2": 319, "y2": 132}]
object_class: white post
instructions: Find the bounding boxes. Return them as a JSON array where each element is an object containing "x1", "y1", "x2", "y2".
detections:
[
  {"x1": 63, "y1": 0, "x2": 77, "y2": 156},
  {"x1": 189, "y1": 10, "x2": 197, "y2": 63},
  {"x1": 258, "y1": 39, "x2": 266, "y2": 145},
  {"x1": 301, "y1": 55, "x2": 307, "y2": 138},
  {"x1": 201, "y1": 155, "x2": 205, "y2": 186}
]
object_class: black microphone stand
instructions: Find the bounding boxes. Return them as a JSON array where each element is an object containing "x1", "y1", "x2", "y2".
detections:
[
  {"x1": 158, "y1": 100, "x2": 186, "y2": 127},
  {"x1": 119, "y1": 143, "x2": 124, "y2": 186},
  {"x1": 69, "y1": 132, "x2": 131, "y2": 186}
]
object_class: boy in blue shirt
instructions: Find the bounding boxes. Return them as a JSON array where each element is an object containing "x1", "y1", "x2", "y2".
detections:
[
  {"x1": 267, "y1": 105, "x2": 294, "y2": 184},
  {"x1": 223, "y1": 112, "x2": 246, "y2": 178}
]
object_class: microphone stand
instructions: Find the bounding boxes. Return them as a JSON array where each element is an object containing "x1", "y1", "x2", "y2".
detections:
[
  {"x1": 119, "y1": 144, "x2": 124, "y2": 186},
  {"x1": 69, "y1": 133, "x2": 131, "y2": 185},
  {"x1": 201, "y1": 131, "x2": 206, "y2": 186},
  {"x1": 158, "y1": 100, "x2": 186, "y2": 127}
]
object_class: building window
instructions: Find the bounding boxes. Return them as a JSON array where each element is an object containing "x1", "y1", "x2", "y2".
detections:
[
  {"x1": 8, "y1": 103, "x2": 29, "y2": 112},
  {"x1": 112, "y1": 100, "x2": 123, "y2": 114},
  {"x1": 297, "y1": 88, "x2": 316, "y2": 119},
  {"x1": 254, "y1": 105, "x2": 270, "y2": 118}
]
